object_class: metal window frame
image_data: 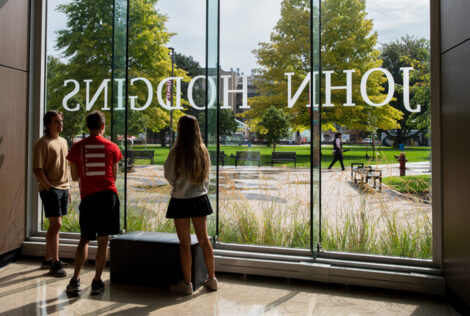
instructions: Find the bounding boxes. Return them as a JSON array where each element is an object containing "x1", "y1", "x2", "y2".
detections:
[{"x1": 24, "y1": 0, "x2": 444, "y2": 294}]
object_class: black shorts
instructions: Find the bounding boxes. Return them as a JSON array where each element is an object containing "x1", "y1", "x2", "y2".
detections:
[
  {"x1": 166, "y1": 194, "x2": 213, "y2": 219},
  {"x1": 39, "y1": 187, "x2": 69, "y2": 218},
  {"x1": 79, "y1": 190, "x2": 120, "y2": 241}
]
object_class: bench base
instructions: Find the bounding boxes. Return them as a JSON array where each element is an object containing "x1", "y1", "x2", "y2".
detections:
[{"x1": 110, "y1": 231, "x2": 208, "y2": 290}]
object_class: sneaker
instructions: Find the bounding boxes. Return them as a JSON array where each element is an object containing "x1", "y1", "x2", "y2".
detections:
[
  {"x1": 170, "y1": 280, "x2": 193, "y2": 295},
  {"x1": 90, "y1": 279, "x2": 105, "y2": 295},
  {"x1": 66, "y1": 278, "x2": 81, "y2": 294},
  {"x1": 50, "y1": 261, "x2": 67, "y2": 277},
  {"x1": 204, "y1": 278, "x2": 218, "y2": 291},
  {"x1": 42, "y1": 260, "x2": 69, "y2": 269}
]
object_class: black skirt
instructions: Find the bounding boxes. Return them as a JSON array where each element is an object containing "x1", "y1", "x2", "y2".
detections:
[{"x1": 166, "y1": 194, "x2": 213, "y2": 219}]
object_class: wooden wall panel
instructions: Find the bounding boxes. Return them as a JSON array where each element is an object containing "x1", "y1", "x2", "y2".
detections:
[
  {"x1": 0, "y1": 66, "x2": 28, "y2": 255},
  {"x1": 0, "y1": 0, "x2": 30, "y2": 71}
]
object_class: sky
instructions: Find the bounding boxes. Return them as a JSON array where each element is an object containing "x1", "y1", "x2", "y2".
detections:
[{"x1": 47, "y1": 0, "x2": 430, "y2": 74}]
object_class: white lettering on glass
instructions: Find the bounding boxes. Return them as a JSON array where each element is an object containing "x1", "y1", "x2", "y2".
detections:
[
  {"x1": 187, "y1": 75, "x2": 217, "y2": 110},
  {"x1": 114, "y1": 78, "x2": 126, "y2": 110},
  {"x1": 400, "y1": 67, "x2": 421, "y2": 113},
  {"x1": 221, "y1": 75, "x2": 249, "y2": 109},
  {"x1": 59, "y1": 67, "x2": 421, "y2": 113},
  {"x1": 62, "y1": 79, "x2": 80, "y2": 111},
  {"x1": 323, "y1": 70, "x2": 355, "y2": 107},
  {"x1": 286, "y1": 72, "x2": 311, "y2": 108},
  {"x1": 157, "y1": 77, "x2": 184, "y2": 110},
  {"x1": 129, "y1": 77, "x2": 153, "y2": 111},
  {"x1": 360, "y1": 68, "x2": 395, "y2": 107},
  {"x1": 84, "y1": 79, "x2": 111, "y2": 111}
]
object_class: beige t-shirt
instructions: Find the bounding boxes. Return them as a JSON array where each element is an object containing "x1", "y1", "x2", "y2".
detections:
[{"x1": 33, "y1": 135, "x2": 70, "y2": 191}]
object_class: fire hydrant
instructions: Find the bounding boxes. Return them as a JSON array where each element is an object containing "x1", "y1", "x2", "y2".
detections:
[{"x1": 397, "y1": 152, "x2": 407, "y2": 176}]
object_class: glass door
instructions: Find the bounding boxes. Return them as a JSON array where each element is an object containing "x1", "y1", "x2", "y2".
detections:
[
  {"x1": 111, "y1": 0, "x2": 129, "y2": 231},
  {"x1": 311, "y1": 0, "x2": 321, "y2": 255},
  {"x1": 212, "y1": 0, "x2": 321, "y2": 253}
]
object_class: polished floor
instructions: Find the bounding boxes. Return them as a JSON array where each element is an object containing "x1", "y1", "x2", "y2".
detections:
[{"x1": 0, "y1": 259, "x2": 459, "y2": 315}]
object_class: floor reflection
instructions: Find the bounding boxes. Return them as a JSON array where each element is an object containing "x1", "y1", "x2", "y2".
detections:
[{"x1": 0, "y1": 260, "x2": 458, "y2": 315}]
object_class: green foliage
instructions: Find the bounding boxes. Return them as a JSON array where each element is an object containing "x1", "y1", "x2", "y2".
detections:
[
  {"x1": 174, "y1": 53, "x2": 205, "y2": 118},
  {"x1": 258, "y1": 106, "x2": 291, "y2": 150},
  {"x1": 130, "y1": 144, "x2": 431, "y2": 167},
  {"x1": 245, "y1": 0, "x2": 402, "y2": 133},
  {"x1": 48, "y1": 0, "x2": 188, "y2": 138},
  {"x1": 320, "y1": 0, "x2": 402, "y2": 132},
  {"x1": 198, "y1": 108, "x2": 238, "y2": 140},
  {"x1": 382, "y1": 175, "x2": 431, "y2": 195},
  {"x1": 46, "y1": 171, "x2": 432, "y2": 259},
  {"x1": 46, "y1": 56, "x2": 87, "y2": 143},
  {"x1": 321, "y1": 206, "x2": 432, "y2": 259},
  {"x1": 380, "y1": 35, "x2": 431, "y2": 146}
]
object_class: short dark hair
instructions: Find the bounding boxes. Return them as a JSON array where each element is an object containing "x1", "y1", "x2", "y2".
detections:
[
  {"x1": 43, "y1": 110, "x2": 63, "y2": 135},
  {"x1": 335, "y1": 132, "x2": 342, "y2": 138},
  {"x1": 86, "y1": 111, "x2": 105, "y2": 131}
]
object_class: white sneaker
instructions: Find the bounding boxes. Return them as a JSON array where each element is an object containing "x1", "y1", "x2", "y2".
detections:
[
  {"x1": 204, "y1": 277, "x2": 218, "y2": 291},
  {"x1": 170, "y1": 280, "x2": 193, "y2": 295}
]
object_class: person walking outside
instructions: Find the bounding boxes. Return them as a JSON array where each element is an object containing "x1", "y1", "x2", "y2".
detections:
[
  {"x1": 33, "y1": 110, "x2": 70, "y2": 277},
  {"x1": 327, "y1": 132, "x2": 345, "y2": 171},
  {"x1": 164, "y1": 115, "x2": 217, "y2": 295},
  {"x1": 65, "y1": 111, "x2": 123, "y2": 295}
]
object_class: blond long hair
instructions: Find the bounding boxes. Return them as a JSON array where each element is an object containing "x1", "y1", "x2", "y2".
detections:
[{"x1": 172, "y1": 115, "x2": 210, "y2": 184}]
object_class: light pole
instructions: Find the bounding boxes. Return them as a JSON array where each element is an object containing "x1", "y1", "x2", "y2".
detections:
[{"x1": 169, "y1": 47, "x2": 175, "y2": 147}]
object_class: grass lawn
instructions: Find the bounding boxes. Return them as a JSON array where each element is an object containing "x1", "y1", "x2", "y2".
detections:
[
  {"x1": 131, "y1": 144, "x2": 431, "y2": 168},
  {"x1": 382, "y1": 174, "x2": 431, "y2": 194}
]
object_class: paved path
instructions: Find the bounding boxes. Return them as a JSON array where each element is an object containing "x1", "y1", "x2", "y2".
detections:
[{"x1": 126, "y1": 163, "x2": 431, "y2": 227}]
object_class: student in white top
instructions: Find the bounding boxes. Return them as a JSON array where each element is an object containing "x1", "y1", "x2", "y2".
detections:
[{"x1": 164, "y1": 115, "x2": 217, "y2": 295}]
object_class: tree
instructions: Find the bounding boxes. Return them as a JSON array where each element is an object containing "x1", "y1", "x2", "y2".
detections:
[
  {"x1": 380, "y1": 35, "x2": 430, "y2": 147},
  {"x1": 46, "y1": 56, "x2": 86, "y2": 144},
  {"x1": 48, "y1": 0, "x2": 188, "y2": 139},
  {"x1": 198, "y1": 108, "x2": 238, "y2": 142},
  {"x1": 258, "y1": 106, "x2": 291, "y2": 151},
  {"x1": 245, "y1": 0, "x2": 402, "y2": 135}
]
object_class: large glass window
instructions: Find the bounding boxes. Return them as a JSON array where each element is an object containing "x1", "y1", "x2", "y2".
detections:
[
  {"x1": 41, "y1": 0, "x2": 431, "y2": 261},
  {"x1": 319, "y1": 0, "x2": 432, "y2": 259},
  {"x1": 43, "y1": 0, "x2": 126, "y2": 233},
  {"x1": 216, "y1": 0, "x2": 314, "y2": 249}
]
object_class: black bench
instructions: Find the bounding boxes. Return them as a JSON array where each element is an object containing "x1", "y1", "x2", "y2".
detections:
[
  {"x1": 235, "y1": 151, "x2": 261, "y2": 167},
  {"x1": 110, "y1": 231, "x2": 208, "y2": 290},
  {"x1": 271, "y1": 152, "x2": 296, "y2": 167},
  {"x1": 209, "y1": 150, "x2": 227, "y2": 167},
  {"x1": 351, "y1": 163, "x2": 382, "y2": 190},
  {"x1": 130, "y1": 150, "x2": 155, "y2": 165}
]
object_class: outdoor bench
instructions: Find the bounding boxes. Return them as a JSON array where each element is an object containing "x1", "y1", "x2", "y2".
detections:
[
  {"x1": 235, "y1": 151, "x2": 261, "y2": 167},
  {"x1": 129, "y1": 150, "x2": 155, "y2": 165},
  {"x1": 209, "y1": 150, "x2": 227, "y2": 166},
  {"x1": 110, "y1": 231, "x2": 207, "y2": 290},
  {"x1": 271, "y1": 151, "x2": 296, "y2": 167},
  {"x1": 351, "y1": 163, "x2": 382, "y2": 191}
]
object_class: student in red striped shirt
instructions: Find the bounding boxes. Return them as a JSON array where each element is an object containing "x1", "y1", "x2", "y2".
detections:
[{"x1": 65, "y1": 111, "x2": 123, "y2": 295}]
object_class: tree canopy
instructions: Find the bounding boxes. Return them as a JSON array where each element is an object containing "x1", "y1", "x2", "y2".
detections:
[
  {"x1": 47, "y1": 0, "x2": 189, "y2": 138},
  {"x1": 258, "y1": 106, "x2": 291, "y2": 151},
  {"x1": 244, "y1": 0, "x2": 403, "y2": 134},
  {"x1": 380, "y1": 35, "x2": 431, "y2": 146}
]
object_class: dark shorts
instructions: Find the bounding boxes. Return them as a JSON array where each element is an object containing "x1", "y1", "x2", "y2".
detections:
[
  {"x1": 39, "y1": 187, "x2": 69, "y2": 218},
  {"x1": 79, "y1": 190, "x2": 120, "y2": 241},
  {"x1": 166, "y1": 194, "x2": 213, "y2": 219}
]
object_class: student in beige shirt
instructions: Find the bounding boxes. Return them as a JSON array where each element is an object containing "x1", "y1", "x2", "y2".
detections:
[{"x1": 33, "y1": 110, "x2": 70, "y2": 277}]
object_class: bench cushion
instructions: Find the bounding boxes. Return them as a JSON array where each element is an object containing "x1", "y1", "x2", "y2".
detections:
[{"x1": 110, "y1": 231, "x2": 207, "y2": 290}]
